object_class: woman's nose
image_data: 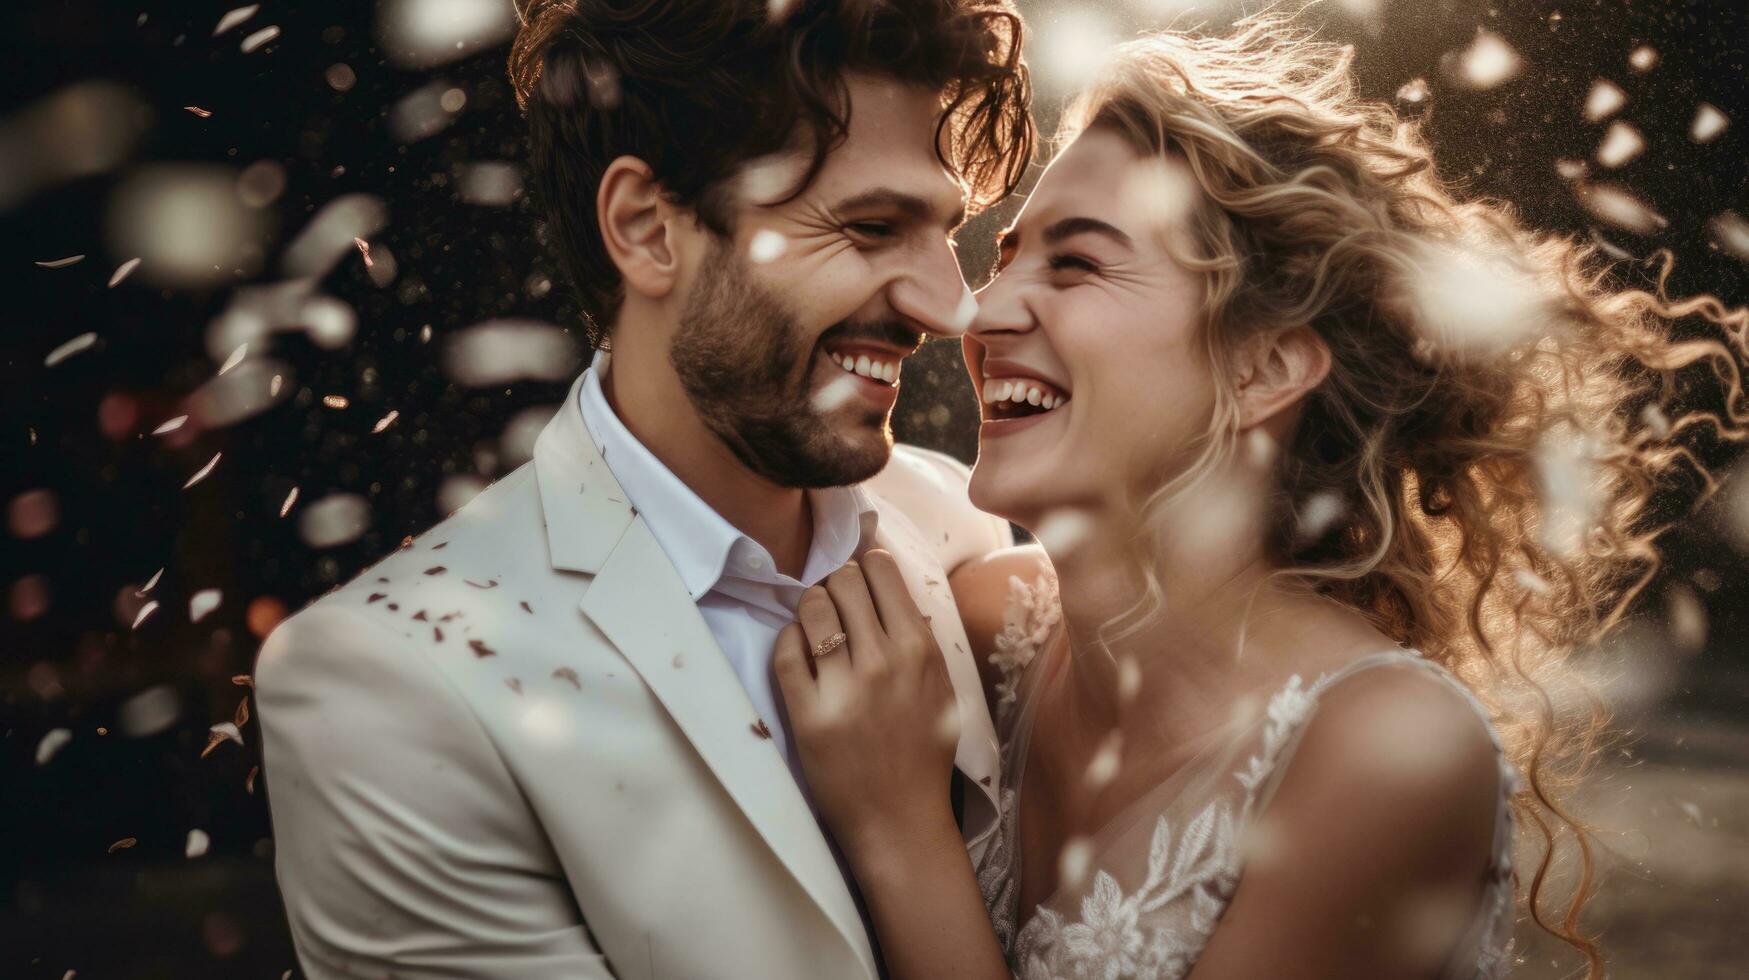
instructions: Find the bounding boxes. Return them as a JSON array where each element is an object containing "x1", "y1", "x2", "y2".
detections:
[{"x1": 967, "y1": 269, "x2": 1033, "y2": 338}]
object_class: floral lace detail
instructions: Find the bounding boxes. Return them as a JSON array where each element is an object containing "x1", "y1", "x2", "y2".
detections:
[
  {"x1": 1012, "y1": 801, "x2": 1241, "y2": 980},
  {"x1": 980, "y1": 619, "x2": 1517, "y2": 980},
  {"x1": 989, "y1": 569, "x2": 1061, "y2": 723}
]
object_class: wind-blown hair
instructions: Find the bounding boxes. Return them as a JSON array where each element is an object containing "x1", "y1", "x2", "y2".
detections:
[
  {"x1": 509, "y1": 0, "x2": 1033, "y2": 347},
  {"x1": 1066, "y1": 17, "x2": 1749, "y2": 973}
]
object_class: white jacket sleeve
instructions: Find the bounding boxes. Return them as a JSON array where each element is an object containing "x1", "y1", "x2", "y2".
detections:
[{"x1": 255, "y1": 602, "x2": 615, "y2": 979}]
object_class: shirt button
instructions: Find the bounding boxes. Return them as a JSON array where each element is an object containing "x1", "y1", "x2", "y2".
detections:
[{"x1": 746, "y1": 554, "x2": 766, "y2": 571}]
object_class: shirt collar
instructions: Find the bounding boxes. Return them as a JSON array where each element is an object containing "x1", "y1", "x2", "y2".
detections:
[{"x1": 577, "y1": 351, "x2": 878, "y2": 601}]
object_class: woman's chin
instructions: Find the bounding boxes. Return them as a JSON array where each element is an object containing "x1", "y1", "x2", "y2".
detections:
[{"x1": 968, "y1": 452, "x2": 1054, "y2": 530}]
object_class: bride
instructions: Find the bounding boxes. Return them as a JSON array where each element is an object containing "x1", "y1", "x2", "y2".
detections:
[{"x1": 773, "y1": 17, "x2": 1747, "y2": 980}]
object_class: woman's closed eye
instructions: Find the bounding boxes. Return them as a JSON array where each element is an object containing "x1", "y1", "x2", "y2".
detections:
[
  {"x1": 1047, "y1": 252, "x2": 1099, "y2": 278},
  {"x1": 846, "y1": 221, "x2": 898, "y2": 242}
]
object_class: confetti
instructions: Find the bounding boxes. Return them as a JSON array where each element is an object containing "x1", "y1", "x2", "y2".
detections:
[
  {"x1": 946, "y1": 287, "x2": 979, "y2": 336},
  {"x1": 212, "y1": 5, "x2": 259, "y2": 36},
  {"x1": 469, "y1": 639, "x2": 497, "y2": 658},
  {"x1": 1035, "y1": 507, "x2": 1096, "y2": 557},
  {"x1": 752, "y1": 719, "x2": 774, "y2": 739},
  {"x1": 1084, "y1": 731, "x2": 1123, "y2": 790},
  {"x1": 456, "y1": 161, "x2": 521, "y2": 205},
  {"x1": 810, "y1": 374, "x2": 860, "y2": 414},
  {"x1": 132, "y1": 600, "x2": 160, "y2": 629},
  {"x1": 553, "y1": 666, "x2": 580, "y2": 689},
  {"x1": 35, "y1": 728, "x2": 72, "y2": 766},
  {"x1": 134, "y1": 568, "x2": 164, "y2": 599},
  {"x1": 34, "y1": 254, "x2": 85, "y2": 268},
  {"x1": 109, "y1": 166, "x2": 265, "y2": 287},
  {"x1": 202, "y1": 723, "x2": 242, "y2": 757},
  {"x1": 1582, "y1": 79, "x2": 1626, "y2": 122},
  {"x1": 1294, "y1": 491, "x2": 1346, "y2": 545},
  {"x1": 322, "y1": 394, "x2": 349, "y2": 409},
  {"x1": 1514, "y1": 569, "x2": 1552, "y2": 595},
  {"x1": 108, "y1": 837, "x2": 138, "y2": 854},
  {"x1": 1691, "y1": 103, "x2": 1729, "y2": 143},
  {"x1": 1453, "y1": 31, "x2": 1521, "y2": 89},
  {"x1": 183, "y1": 452, "x2": 222, "y2": 489},
  {"x1": 297, "y1": 493, "x2": 370, "y2": 548},
  {"x1": 443, "y1": 319, "x2": 580, "y2": 386},
  {"x1": 1057, "y1": 837, "x2": 1094, "y2": 893},
  {"x1": 185, "y1": 829, "x2": 210, "y2": 859},
  {"x1": 1710, "y1": 212, "x2": 1749, "y2": 263},
  {"x1": 282, "y1": 194, "x2": 387, "y2": 279},
  {"x1": 1034, "y1": 7, "x2": 1118, "y2": 93},
  {"x1": 1535, "y1": 429, "x2": 1601, "y2": 558},
  {"x1": 1596, "y1": 122, "x2": 1644, "y2": 168},
  {"x1": 372, "y1": 410, "x2": 400, "y2": 433},
  {"x1": 239, "y1": 25, "x2": 280, "y2": 53},
  {"x1": 748, "y1": 229, "x2": 787, "y2": 264},
  {"x1": 378, "y1": 0, "x2": 517, "y2": 69},
  {"x1": 1574, "y1": 183, "x2": 1667, "y2": 236},
  {"x1": 189, "y1": 588, "x2": 223, "y2": 623},
  {"x1": 389, "y1": 81, "x2": 465, "y2": 143},
  {"x1": 218, "y1": 343, "x2": 248, "y2": 375},
  {"x1": 184, "y1": 106, "x2": 212, "y2": 118},
  {"x1": 44, "y1": 332, "x2": 97, "y2": 367},
  {"x1": 1627, "y1": 45, "x2": 1658, "y2": 72},
  {"x1": 119, "y1": 684, "x2": 181, "y2": 736},
  {"x1": 247, "y1": 765, "x2": 260, "y2": 793},
  {"x1": 1668, "y1": 585, "x2": 1707, "y2": 653},
  {"x1": 152, "y1": 415, "x2": 188, "y2": 435}
]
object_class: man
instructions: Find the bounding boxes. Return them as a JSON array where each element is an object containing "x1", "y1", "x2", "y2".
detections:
[{"x1": 254, "y1": 1, "x2": 1034, "y2": 977}]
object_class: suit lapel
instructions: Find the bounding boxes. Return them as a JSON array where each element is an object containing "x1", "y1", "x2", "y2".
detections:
[
  {"x1": 533, "y1": 375, "x2": 877, "y2": 979},
  {"x1": 869, "y1": 501, "x2": 1003, "y2": 859}
]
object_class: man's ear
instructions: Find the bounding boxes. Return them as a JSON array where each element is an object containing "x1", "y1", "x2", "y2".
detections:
[
  {"x1": 1234, "y1": 326, "x2": 1332, "y2": 430},
  {"x1": 597, "y1": 155, "x2": 685, "y2": 302}
]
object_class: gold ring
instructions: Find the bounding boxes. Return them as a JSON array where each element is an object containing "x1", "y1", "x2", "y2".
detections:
[{"x1": 811, "y1": 632, "x2": 848, "y2": 659}]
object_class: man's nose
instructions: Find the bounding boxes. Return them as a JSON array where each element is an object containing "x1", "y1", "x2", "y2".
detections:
[{"x1": 888, "y1": 236, "x2": 976, "y2": 339}]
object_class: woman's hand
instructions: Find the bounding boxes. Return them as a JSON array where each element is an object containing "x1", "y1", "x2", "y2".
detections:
[{"x1": 774, "y1": 549, "x2": 962, "y2": 861}]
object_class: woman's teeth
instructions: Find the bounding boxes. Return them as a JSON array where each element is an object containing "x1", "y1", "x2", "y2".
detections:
[
  {"x1": 981, "y1": 378, "x2": 1069, "y2": 412},
  {"x1": 831, "y1": 351, "x2": 899, "y2": 384}
]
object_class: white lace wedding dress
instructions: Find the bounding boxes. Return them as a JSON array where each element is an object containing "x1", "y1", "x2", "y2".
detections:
[{"x1": 974, "y1": 572, "x2": 1519, "y2": 980}]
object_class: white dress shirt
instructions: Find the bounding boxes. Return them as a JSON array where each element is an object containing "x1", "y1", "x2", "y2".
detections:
[{"x1": 577, "y1": 354, "x2": 877, "y2": 785}]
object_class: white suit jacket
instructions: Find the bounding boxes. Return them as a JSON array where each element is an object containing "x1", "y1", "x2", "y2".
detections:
[{"x1": 255, "y1": 372, "x2": 1011, "y2": 979}]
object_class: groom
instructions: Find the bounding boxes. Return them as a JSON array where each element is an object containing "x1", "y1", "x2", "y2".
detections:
[{"x1": 254, "y1": 1, "x2": 1033, "y2": 977}]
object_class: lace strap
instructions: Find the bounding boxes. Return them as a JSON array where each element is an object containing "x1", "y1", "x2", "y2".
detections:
[
  {"x1": 988, "y1": 569, "x2": 1061, "y2": 730},
  {"x1": 1242, "y1": 649, "x2": 1521, "y2": 978}
]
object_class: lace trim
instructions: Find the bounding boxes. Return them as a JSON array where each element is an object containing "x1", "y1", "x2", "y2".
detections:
[
  {"x1": 982, "y1": 603, "x2": 1519, "y2": 980},
  {"x1": 989, "y1": 569, "x2": 1061, "y2": 725}
]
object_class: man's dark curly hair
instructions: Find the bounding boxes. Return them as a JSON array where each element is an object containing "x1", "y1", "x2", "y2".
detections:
[{"x1": 510, "y1": 0, "x2": 1034, "y2": 348}]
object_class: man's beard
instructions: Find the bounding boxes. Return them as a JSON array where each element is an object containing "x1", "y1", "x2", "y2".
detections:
[{"x1": 669, "y1": 241, "x2": 913, "y2": 488}]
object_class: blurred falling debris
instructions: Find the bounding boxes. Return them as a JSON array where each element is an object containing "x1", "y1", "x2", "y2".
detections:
[
  {"x1": 377, "y1": 0, "x2": 517, "y2": 69},
  {"x1": 443, "y1": 319, "x2": 580, "y2": 386},
  {"x1": 0, "y1": 81, "x2": 150, "y2": 212},
  {"x1": 1448, "y1": 31, "x2": 1521, "y2": 89}
]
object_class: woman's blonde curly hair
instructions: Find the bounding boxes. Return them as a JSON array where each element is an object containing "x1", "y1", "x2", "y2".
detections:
[{"x1": 1068, "y1": 15, "x2": 1749, "y2": 973}]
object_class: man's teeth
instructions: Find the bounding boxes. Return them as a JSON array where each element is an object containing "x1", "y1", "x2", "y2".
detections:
[
  {"x1": 981, "y1": 378, "x2": 1069, "y2": 411},
  {"x1": 831, "y1": 351, "x2": 899, "y2": 383}
]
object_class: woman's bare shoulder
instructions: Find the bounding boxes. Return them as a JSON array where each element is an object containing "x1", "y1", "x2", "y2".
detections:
[{"x1": 948, "y1": 544, "x2": 1054, "y2": 700}]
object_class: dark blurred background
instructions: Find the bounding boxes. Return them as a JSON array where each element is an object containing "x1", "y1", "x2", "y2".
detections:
[{"x1": 2, "y1": 1, "x2": 1747, "y2": 976}]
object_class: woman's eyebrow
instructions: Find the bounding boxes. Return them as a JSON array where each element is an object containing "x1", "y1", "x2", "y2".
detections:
[{"x1": 1041, "y1": 216, "x2": 1134, "y2": 248}]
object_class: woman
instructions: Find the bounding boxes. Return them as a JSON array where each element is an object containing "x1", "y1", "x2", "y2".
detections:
[{"x1": 774, "y1": 19, "x2": 1747, "y2": 980}]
